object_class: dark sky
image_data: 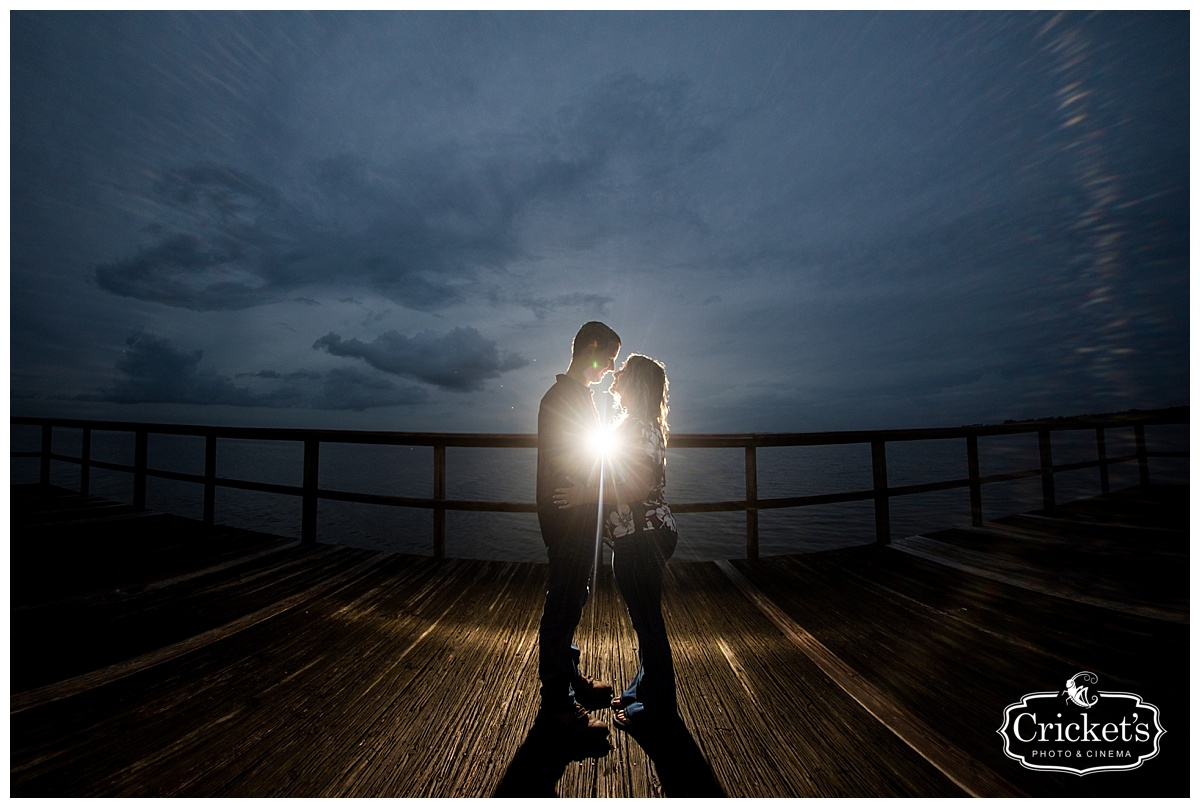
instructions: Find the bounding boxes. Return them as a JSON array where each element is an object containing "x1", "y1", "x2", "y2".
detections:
[{"x1": 9, "y1": 11, "x2": 1189, "y2": 433}]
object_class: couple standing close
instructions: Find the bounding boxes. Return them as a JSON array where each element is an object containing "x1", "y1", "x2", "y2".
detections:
[{"x1": 535, "y1": 321, "x2": 678, "y2": 736}]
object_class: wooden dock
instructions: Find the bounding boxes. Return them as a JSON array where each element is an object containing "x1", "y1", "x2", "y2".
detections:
[{"x1": 9, "y1": 483, "x2": 1189, "y2": 797}]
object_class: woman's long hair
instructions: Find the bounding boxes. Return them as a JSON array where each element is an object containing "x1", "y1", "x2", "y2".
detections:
[{"x1": 613, "y1": 354, "x2": 669, "y2": 444}]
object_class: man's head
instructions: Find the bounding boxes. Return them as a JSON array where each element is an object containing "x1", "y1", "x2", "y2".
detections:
[{"x1": 570, "y1": 321, "x2": 621, "y2": 385}]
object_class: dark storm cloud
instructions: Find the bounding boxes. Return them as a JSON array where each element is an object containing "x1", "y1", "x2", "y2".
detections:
[
  {"x1": 71, "y1": 331, "x2": 262, "y2": 405},
  {"x1": 90, "y1": 70, "x2": 725, "y2": 315},
  {"x1": 93, "y1": 156, "x2": 480, "y2": 312},
  {"x1": 95, "y1": 233, "x2": 268, "y2": 311},
  {"x1": 71, "y1": 331, "x2": 426, "y2": 411},
  {"x1": 94, "y1": 166, "x2": 291, "y2": 311},
  {"x1": 313, "y1": 327, "x2": 529, "y2": 392}
]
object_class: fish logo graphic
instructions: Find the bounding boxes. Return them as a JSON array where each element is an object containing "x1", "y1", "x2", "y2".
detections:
[{"x1": 1064, "y1": 671, "x2": 1099, "y2": 709}]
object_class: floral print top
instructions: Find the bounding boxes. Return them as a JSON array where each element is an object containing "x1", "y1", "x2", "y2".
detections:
[{"x1": 604, "y1": 417, "x2": 677, "y2": 540}]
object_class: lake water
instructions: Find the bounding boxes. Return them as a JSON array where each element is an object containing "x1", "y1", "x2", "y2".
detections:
[{"x1": 10, "y1": 423, "x2": 1187, "y2": 563}]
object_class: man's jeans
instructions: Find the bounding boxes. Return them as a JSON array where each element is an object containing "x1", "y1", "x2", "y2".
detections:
[
  {"x1": 538, "y1": 531, "x2": 595, "y2": 708},
  {"x1": 612, "y1": 528, "x2": 678, "y2": 714}
]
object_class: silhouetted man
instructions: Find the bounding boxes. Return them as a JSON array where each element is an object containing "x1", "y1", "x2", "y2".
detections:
[{"x1": 535, "y1": 321, "x2": 621, "y2": 733}]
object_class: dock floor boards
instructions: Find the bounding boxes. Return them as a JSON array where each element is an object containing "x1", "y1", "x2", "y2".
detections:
[{"x1": 9, "y1": 483, "x2": 1189, "y2": 797}]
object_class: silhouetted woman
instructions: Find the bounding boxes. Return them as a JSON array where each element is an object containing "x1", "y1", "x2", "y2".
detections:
[{"x1": 556, "y1": 353, "x2": 678, "y2": 730}]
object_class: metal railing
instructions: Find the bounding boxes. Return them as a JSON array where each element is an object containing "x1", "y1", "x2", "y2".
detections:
[{"x1": 10, "y1": 408, "x2": 1187, "y2": 560}]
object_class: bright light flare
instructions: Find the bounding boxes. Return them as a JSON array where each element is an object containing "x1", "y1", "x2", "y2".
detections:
[
  {"x1": 586, "y1": 426, "x2": 615, "y2": 461},
  {"x1": 588, "y1": 424, "x2": 612, "y2": 610}
]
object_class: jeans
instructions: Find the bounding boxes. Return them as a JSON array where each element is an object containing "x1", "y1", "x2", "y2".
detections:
[
  {"x1": 612, "y1": 528, "x2": 678, "y2": 714},
  {"x1": 538, "y1": 531, "x2": 596, "y2": 708}
]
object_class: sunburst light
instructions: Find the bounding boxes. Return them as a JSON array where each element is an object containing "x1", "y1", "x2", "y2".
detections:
[{"x1": 586, "y1": 425, "x2": 616, "y2": 462}]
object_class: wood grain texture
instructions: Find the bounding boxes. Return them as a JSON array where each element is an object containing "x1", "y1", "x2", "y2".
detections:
[{"x1": 10, "y1": 483, "x2": 1187, "y2": 798}]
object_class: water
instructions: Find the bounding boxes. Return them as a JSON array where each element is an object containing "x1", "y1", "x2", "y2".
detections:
[{"x1": 10, "y1": 424, "x2": 1188, "y2": 563}]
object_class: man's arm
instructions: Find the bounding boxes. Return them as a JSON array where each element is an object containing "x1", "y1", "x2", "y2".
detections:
[{"x1": 539, "y1": 388, "x2": 598, "y2": 488}]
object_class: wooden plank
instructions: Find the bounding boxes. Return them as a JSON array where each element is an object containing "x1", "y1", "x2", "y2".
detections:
[
  {"x1": 11, "y1": 553, "x2": 473, "y2": 795},
  {"x1": 219, "y1": 559, "x2": 540, "y2": 797},
  {"x1": 11, "y1": 549, "x2": 394, "y2": 715},
  {"x1": 758, "y1": 546, "x2": 1186, "y2": 690},
  {"x1": 715, "y1": 560, "x2": 1023, "y2": 798},
  {"x1": 1029, "y1": 485, "x2": 1189, "y2": 530},
  {"x1": 662, "y1": 562, "x2": 963, "y2": 797},
  {"x1": 10, "y1": 553, "x2": 960, "y2": 798},
  {"x1": 11, "y1": 507, "x2": 296, "y2": 608},
  {"x1": 727, "y1": 544, "x2": 1189, "y2": 798},
  {"x1": 9, "y1": 484, "x2": 1188, "y2": 798},
  {"x1": 11, "y1": 544, "x2": 382, "y2": 691},
  {"x1": 562, "y1": 563, "x2": 654, "y2": 798},
  {"x1": 892, "y1": 535, "x2": 1186, "y2": 623}
]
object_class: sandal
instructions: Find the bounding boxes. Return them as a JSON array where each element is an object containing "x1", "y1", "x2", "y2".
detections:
[
  {"x1": 612, "y1": 701, "x2": 648, "y2": 731},
  {"x1": 611, "y1": 694, "x2": 635, "y2": 710}
]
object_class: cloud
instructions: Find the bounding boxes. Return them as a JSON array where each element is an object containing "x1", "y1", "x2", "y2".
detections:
[
  {"x1": 94, "y1": 232, "x2": 270, "y2": 311},
  {"x1": 91, "y1": 72, "x2": 728, "y2": 314},
  {"x1": 94, "y1": 166, "x2": 291, "y2": 311},
  {"x1": 72, "y1": 331, "x2": 261, "y2": 405},
  {"x1": 91, "y1": 157, "x2": 488, "y2": 312},
  {"x1": 313, "y1": 327, "x2": 529, "y2": 392},
  {"x1": 71, "y1": 331, "x2": 426, "y2": 410}
]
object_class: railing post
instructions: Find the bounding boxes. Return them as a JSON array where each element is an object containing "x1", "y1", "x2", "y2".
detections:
[
  {"x1": 1134, "y1": 424, "x2": 1150, "y2": 486},
  {"x1": 433, "y1": 444, "x2": 446, "y2": 560},
  {"x1": 39, "y1": 424, "x2": 52, "y2": 487},
  {"x1": 1037, "y1": 429, "x2": 1055, "y2": 510},
  {"x1": 1095, "y1": 427, "x2": 1110, "y2": 496},
  {"x1": 966, "y1": 434, "x2": 982, "y2": 527},
  {"x1": 302, "y1": 438, "x2": 319, "y2": 545},
  {"x1": 133, "y1": 428, "x2": 148, "y2": 510},
  {"x1": 204, "y1": 435, "x2": 217, "y2": 527},
  {"x1": 871, "y1": 440, "x2": 890, "y2": 544},
  {"x1": 80, "y1": 427, "x2": 92, "y2": 496},
  {"x1": 745, "y1": 445, "x2": 759, "y2": 561}
]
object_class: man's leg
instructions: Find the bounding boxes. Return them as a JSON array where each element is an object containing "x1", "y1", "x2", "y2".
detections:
[{"x1": 538, "y1": 532, "x2": 595, "y2": 710}]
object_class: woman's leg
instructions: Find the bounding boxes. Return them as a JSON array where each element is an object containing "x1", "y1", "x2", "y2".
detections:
[
  {"x1": 620, "y1": 665, "x2": 642, "y2": 706},
  {"x1": 612, "y1": 530, "x2": 677, "y2": 714}
]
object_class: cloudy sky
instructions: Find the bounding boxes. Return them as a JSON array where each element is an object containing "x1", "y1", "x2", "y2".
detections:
[{"x1": 9, "y1": 11, "x2": 1189, "y2": 434}]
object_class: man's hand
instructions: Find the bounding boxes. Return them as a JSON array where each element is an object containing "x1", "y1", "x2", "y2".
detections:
[{"x1": 553, "y1": 480, "x2": 594, "y2": 510}]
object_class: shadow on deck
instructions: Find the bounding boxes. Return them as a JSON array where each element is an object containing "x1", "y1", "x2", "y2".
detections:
[{"x1": 9, "y1": 483, "x2": 1189, "y2": 797}]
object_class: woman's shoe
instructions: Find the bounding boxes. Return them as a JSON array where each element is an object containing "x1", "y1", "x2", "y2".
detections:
[{"x1": 612, "y1": 701, "x2": 651, "y2": 731}]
